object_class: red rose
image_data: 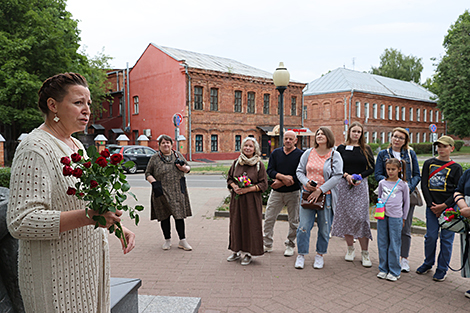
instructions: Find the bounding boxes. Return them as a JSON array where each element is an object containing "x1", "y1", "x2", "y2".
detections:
[
  {"x1": 90, "y1": 180, "x2": 98, "y2": 188},
  {"x1": 71, "y1": 153, "x2": 82, "y2": 162},
  {"x1": 72, "y1": 168, "x2": 83, "y2": 178},
  {"x1": 61, "y1": 157, "x2": 71, "y2": 165},
  {"x1": 66, "y1": 187, "x2": 76, "y2": 195},
  {"x1": 110, "y1": 153, "x2": 123, "y2": 165},
  {"x1": 83, "y1": 161, "x2": 91, "y2": 168},
  {"x1": 95, "y1": 157, "x2": 108, "y2": 167},
  {"x1": 63, "y1": 165, "x2": 73, "y2": 176},
  {"x1": 100, "y1": 149, "x2": 110, "y2": 158}
]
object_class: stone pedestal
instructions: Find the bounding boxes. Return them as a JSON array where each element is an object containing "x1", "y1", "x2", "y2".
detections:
[{"x1": 110, "y1": 277, "x2": 141, "y2": 313}]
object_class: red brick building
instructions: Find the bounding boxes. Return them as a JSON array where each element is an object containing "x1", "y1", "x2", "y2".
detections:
[
  {"x1": 96, "y1": 44, "x2": 306, "y2": 160},
  {"x1": 303, "y1": 68, "x2": 443, "y2": 146}
]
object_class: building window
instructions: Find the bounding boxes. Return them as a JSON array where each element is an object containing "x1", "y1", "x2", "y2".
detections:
[
  {"x1": 211, "y1": 135, "x2": 218, "y2": 152},
  {"x1": 235, "y1": 135, "x2": 241, "y2": 151},
  {"x1": 416, "y1": 133, "x2": 420, "y2": 143},
  {"x1": 303, "y1": 105, "x2": 307, "y2": 119},
  {"x1": 373, "y1": 104, "x2": 377, "y2": 119},
  {"x1": 234, "y1": 90, "x2": 242, "y2": 112},
  {"x1": 388, "y1": 105, "x2": 392, "y2": 120},
  {"x1": 372, "y1": 131, "x2": 377, "y2": 143},
  {"x1": 424, "y1": 109, "x2": 427, "y2": 122},
  {"x1": 423, "y1": 133, "x2": 427, "y2": 142},
  {"x1": 195, "y1": 135, "x2": 203, "y2": 152},
  {"x1": 430, "y1": 110, "x2": 433, "y2": 122},
  {"x1": 119, "y1": 97, "x2": 124, "y2": 116},
  {"x1": 381, "y1": 132, "x2": 385, "y2": 144},
  {"x1": 364, "y1": 103, "x2": 369, "y2": 119},
  {"x1": 263, "y1": 94, "x2": 270, "y2": 114},
  {"x1": 409, "y1": 108, "x2": 413, "y2": 121},
  {"x1": 380, "y1": 104, "x2": 385, "y2": 119},
  {"x1": 247, "y1": 92, "x2": 255, "y2": 114},
  {"x1": 356, "y1": 101, "x2": 361, "y2": 117},
  {"x1": 388, "y1": 132, "x2": 392, "y2": 142},
  {"x1": 417, "y1": 108, "x2": 421, "y2": 121},
  {"x1": 395, "y1": 106, "x2": 399, "y2": 120},
  {"x1": 436, "y1": 111, "x2": 439, "y2": 123},
  {"x1": 133, "y1": 96, "x2": 139, "y2": 114},
  {"x1": 291, "y1": 97, "x2": 297, "y2": 116},
  {"x1": 409, "y1": 133, "x2": 413, "y2": 143},
  {"x1": 401, "y1": 107, "x2": 405, "y2": 121},
  {"x1": 365, "y1": 132, "x2": 369, "y2": 143},
  {"x1": 210, "y1": 88, "x2": 218, "y2": 111},
  {"x1": 194, "y1": 86, "x2": 203, "y2": 110}
]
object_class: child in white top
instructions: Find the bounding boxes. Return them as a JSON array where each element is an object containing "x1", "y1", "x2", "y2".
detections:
[{"x1": 377, "y1": 158, "x2": 410, "y2": 281}]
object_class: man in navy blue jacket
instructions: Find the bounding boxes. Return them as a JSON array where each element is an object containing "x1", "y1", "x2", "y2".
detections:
[{"x1": 263, "y1": 130, "x2": 304, "y2": 256}]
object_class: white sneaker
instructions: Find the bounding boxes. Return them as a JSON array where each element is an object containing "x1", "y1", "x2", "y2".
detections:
[
  {"x1": 377, "y1": 272, "x2": 387, "y2": 279},
  {"x1": 162, "y1": 239, "x2": 171, "y2": 250},
  {"x1": 227, "y1": 252, "x2": 241, "y2": 262},
  {"x1": 178, "y1": 239, "x2": 192, "y2": 251},
  {"x1": 284, "y1": 246, "x2": 295, "y2": 257},
  {"x1": 361, "y1": 251, "x2": 372, "y2": 267},
  {"x1": 295, "y1": 255, "x2": 305, "y2": 269},
  {"x1": 313, "y1": 254, "x2": 324, "y2": 269},
  {"x1": 401, "y1": 258, "x2": 410, "y2": 272},
  {"x1": 264, "y1": 246, "x2": 273, "y2": 253},
  {"x1": 386, "y1": 273, "x2": 400, "y2": 281},
  {"x1": 241, "y1": 254, "x2": 252, "y2": 266},
  {"x1": 345, "y1": 246, "x2": 355, "y2": 262}
]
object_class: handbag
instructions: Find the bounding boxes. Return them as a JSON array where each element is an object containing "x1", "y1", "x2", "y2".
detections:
[
  {"x1": 410, "y1": 189, "x2": 424, "y2": 206},
  {"x1": 438, "y1": 212, "x2": 468, "y2": 234},
  {"x1": 301, "y1": 191, "x2": 325, "y2": 210},
  {"x1": 374, "y1": 179, "x2": 401, "y2": 220}
]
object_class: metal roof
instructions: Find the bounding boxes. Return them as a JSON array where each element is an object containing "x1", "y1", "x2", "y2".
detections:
[
  {"x1": 303, "y1": 68, "x2": 437, "y2": 103},
  {"x1": 152, "y1": 44, "x2": 274, "y2": 79}
]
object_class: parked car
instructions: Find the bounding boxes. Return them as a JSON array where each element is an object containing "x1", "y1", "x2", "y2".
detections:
[{"x1": 107, "y1": 145, "x2": 157, "y2": 174}]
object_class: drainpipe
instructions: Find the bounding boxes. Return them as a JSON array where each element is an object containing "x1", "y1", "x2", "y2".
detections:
[
  {"x1": 343, "y1": 96, "x2": 347, "y2": 141},
  {"x1": 182, "y1": 63, "x2": 192, "y2": 161},
  {"x1": 126, "y1": 63, "x2": 131, "y2": 131},
  {"x1": 301, "y1": 92, "x2": 304, "y2": 128},
  {"x1": 348, "y1": 89, "x2": 354, "y2": 137}
]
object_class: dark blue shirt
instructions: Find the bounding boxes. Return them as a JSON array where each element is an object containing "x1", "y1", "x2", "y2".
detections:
[
  {"x1": 267, "y1": 147, "x2": 304, "y2": 193},
  {"x1": 456, "y1": 168, "x2": 470, "y2": 197}
]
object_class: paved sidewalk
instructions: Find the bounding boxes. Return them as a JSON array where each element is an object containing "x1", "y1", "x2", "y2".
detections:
[{"x1": 109, "y1": 185, "x2": 470, "y2": 313}]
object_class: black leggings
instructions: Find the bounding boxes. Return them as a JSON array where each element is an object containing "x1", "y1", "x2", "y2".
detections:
[{"x1": 160, "y1": 217, "x2": 185, "y2": 240}]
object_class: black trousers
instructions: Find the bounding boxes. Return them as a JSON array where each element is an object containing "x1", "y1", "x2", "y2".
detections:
[{"x1": 160, "y1": 217, "x2": 185, "y2": 240}]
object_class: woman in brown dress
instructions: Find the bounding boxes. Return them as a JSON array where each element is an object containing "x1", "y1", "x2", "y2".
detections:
[
  {"x1": 145, "y1": 134, "x2": 192, "y2": 251},
  {"x1": 226, "y1": 137, "x2": 268, "y2": 265}
]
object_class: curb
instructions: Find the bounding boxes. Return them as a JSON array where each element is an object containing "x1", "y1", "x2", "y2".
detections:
[{"x1": 214, "y1": 211, "x2": 427, "y2": 235}]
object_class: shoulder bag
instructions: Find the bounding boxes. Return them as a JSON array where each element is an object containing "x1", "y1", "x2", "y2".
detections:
[
  {"x1": 406, "y1": 150, "x2": 424, "y2": 207},
  {"x1": 374, "y1": 179, "x2": 401, "y2": 220}
]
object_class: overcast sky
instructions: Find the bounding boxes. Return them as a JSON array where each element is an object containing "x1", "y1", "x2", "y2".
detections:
[{"x1": 66, "y1": 0, "x2": 469, "y2": 84}]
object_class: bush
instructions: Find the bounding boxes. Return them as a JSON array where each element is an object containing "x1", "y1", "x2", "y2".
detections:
[
  {"x1": 410, "y1": 143, "x2": 433, "y2": 154},
  {"x1": 455, "y1": 140, "x2": 464, "y2": 151},
  {"x1": 0, "y1": 167, "x2": 11, "y2": 188},
  {"x1": 368, "y1": 175, "x2": 378, "y2": 204},
  {"x1": 368, "y1": 143, "x2": 381, "y2": 155}
]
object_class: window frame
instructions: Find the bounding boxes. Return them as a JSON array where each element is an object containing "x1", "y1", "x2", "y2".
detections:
[
  {"x1": 194, "y1": 86, "x2": 203, "y2": 110},
  {"x1": 195, "y1": 135, "x2": 203, "y2": 152},
  {"x1": 210, "y1": 88, "x2": 218, "y2": 111}
]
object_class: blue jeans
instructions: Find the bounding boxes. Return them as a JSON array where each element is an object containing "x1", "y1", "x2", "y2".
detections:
[
  {"x1": 377, "y1": 216, "x2": 403, "y2": 277},
  {"x1": 423, "y1": 206, "x2": 455, "y2": 272},
  {"x1": 297, "y1": 193, "x2": 332, "y2": 255}
]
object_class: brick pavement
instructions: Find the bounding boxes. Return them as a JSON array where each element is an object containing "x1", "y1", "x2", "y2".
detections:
[{"x1": 109, "y1": 185, "x2": 470, "y2": 313}]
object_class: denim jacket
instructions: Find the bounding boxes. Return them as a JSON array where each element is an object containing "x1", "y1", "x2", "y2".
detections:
[{"x1": 374, "y1": 147, "x2": 420, "y2": 192}]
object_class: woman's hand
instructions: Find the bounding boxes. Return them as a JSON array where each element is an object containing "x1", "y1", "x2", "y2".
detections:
[
  {"x1": 307, "y1": 188, "x2": 322, "y2": 203},
  {"x1": 121, "y1": 226, "x2": 136, "y2": 254},
  {"x1": 460, "y1": 207, "x2": 470, "y2": 218},
  {"x1": 304, "y1": 182, "x2": 316, "y2": 192},
  {"x1": 88, "y1": 209, "x2": 122, "y2": 229},
  {"x1": 176, "y1": 164, "x2": 190, "y2": 173}
]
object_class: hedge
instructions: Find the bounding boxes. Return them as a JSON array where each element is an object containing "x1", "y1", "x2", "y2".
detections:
[{"x1": 0, "y1": 168, "x2": 11, "y2": 188}]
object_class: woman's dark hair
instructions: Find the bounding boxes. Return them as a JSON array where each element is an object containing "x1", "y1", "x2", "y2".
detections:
[
  {"x1": 158, "y1": 134, "x2": 173, "y2": 145},
  {"x1": 314, "y1": 126, "x2": 335, "y2": 149},
  {"x1": 346, "y1": 121, "x2": 373, "y2": 168},
  {"x1": 385, "y1": 158, "x2": 407, "y2": 181},
  {"x1": 38, "y1": 72, "x2": 88, "y2": 115}
]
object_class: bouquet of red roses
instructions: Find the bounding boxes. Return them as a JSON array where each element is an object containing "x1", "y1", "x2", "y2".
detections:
[{"x1": 61, "y1": 146, "x2": 144, "y2": 247}]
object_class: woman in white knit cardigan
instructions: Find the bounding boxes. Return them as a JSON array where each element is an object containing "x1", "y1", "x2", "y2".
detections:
[{"x1": 7, "y1": 73, "x2": 135, "y2": 313}]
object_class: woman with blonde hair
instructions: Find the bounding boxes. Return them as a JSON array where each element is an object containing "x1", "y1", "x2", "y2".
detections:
[
  {"x1": 226, "y1": 137, "x2": 268, "y2": 266},
  {"x1": 375, "y1": 127, "x2": 420, "y2": 273}
]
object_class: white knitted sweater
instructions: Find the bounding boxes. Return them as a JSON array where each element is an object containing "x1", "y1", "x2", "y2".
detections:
[{"x1": 7, "y1": 128, "x2": 110, "y2": 313}]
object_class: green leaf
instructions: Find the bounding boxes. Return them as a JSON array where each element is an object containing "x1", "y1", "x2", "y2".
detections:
[
  {"x1": 87, "y1": 145, "x2": 98, "y2": 158},
  {"x1": 123, "y1": 161, "x2": 135, "y2": 169},
  {"x1": 135, "y1": 205, "x2": 144, "y2": 211},
  {"x1": 135, "y1": 214, "x2": 140, "y2": 225},
  {"x1": 113, "y1": 182, "x2": 122, "y2": 190},
  {"x1": 121, "y1": 182, "x2": 131, "y2": 192}
]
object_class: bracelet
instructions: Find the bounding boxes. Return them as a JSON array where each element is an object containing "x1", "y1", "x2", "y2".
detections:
[{"x1": 255, "y1": 185, "x2": 260, "y2": 192}]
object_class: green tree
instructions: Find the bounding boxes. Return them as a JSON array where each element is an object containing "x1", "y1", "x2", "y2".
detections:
[
  {"x1": 0, "y1": 0, "x2": 111, "y2": 161},
  {"x1": 371, "y1": 48, "x2": 424, "y2": 83},
  {"x1": 434, "y1": 10, "x2": 470, "y2": 138}
]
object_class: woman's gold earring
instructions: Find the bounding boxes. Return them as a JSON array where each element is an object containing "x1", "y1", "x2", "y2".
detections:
[{"x1": 53, "y1": 114, "x2": 60, "y2": 123}]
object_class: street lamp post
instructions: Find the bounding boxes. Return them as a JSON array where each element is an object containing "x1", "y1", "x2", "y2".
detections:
[{"x1": 273, "y1": 62, "x2": 290, "y2": 145}]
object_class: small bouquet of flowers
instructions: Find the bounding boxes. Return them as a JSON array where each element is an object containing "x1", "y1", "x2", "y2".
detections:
[
  {"x1": 234, "y1": 173, "x2": 252, "y2": 199},
  {"x1": 61, "y1": 146, "x2": 144, "y2": 247},
  {"x1": 349, "y1": 174, "x2": 363, "y2": 189},
  {"x1": 443, "y1": 207, "x2": 465, "y2": 222}
]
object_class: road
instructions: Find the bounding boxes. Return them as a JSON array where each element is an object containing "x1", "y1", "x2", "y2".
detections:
[{"x1": 125, "y1": 173, "x2": 227, "y2": 189}]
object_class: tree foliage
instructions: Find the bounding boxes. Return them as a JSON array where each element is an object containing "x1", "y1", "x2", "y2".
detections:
[
  {"x1": 371, "y1": 48, "x2": 424, "y2": 83},
  {"x1": 434, "y1": 10, "x2": 470, "y2": 138},
  {"x1": 0, "y1": 0, "x2": 111, "y2": 161}
]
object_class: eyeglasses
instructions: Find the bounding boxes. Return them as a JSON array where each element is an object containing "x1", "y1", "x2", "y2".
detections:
[{"x1": 392, "y1": 135, "x2": 406, "y2": 141}]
